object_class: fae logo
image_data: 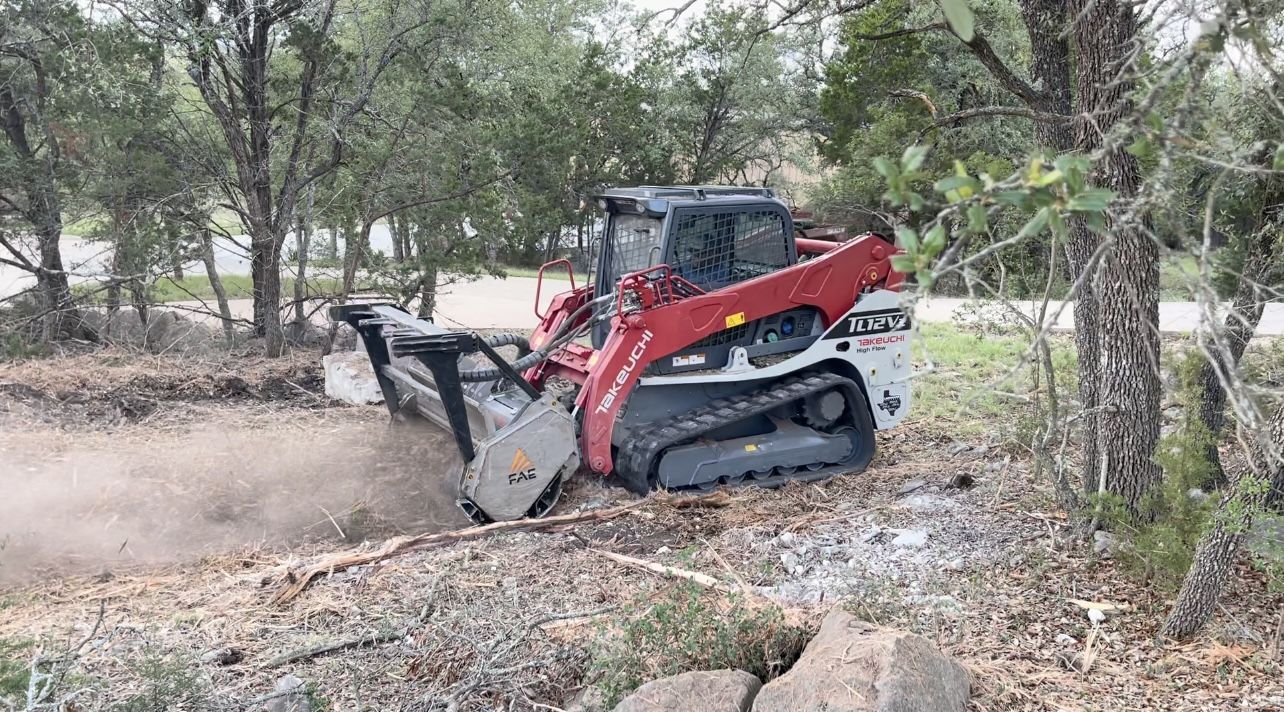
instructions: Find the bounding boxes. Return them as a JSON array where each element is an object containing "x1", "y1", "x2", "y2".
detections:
[{"x1": 508, "y1": 448, "x2": 537, "y2": 485}]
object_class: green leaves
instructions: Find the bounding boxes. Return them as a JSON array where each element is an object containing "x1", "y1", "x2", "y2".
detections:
[
  {"x1": 937, "y1": 0, "x2": 975, "y2": 41},
  {"x1": 1067, "y1": 189, "x2": 1115, "y2": 213},
  {"x1": 871, "y1": 147, "x2": 1120, "y2": 289}
]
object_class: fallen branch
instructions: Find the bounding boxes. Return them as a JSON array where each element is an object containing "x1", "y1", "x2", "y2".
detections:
[
  {"x1": 263, "y1": 628, "x2": 408, "y2": 668},
  {"x1": 588, "y1": 548, "x2": 734, "y2": 593},
  {"x1": 270, "y1": 501, "x2": 644, "y2": 604}
]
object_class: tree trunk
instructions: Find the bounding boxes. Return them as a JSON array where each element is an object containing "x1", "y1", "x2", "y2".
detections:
[
  {"x1": 200, "y1": 228, "x2": 235, "y2": 345},
  {"x1": 294, "y1": 184, "x2": 315, "y2": 327},
  {"x1": 1162, "y1": 402, "x2": 1283, "y2": 639},
  {"x1": 1020, "y1": 0, "x2": 1100, "y2": 505},
  {"x1": 171, "y1": 240, "x2": 185, "y2": 281},
  {"x1": 418, "y1": 265, "x2": 438, "y2": 320},
  {"x1": 249, "y1": 222, "x2": 287, "y2": 356},
  {"x1": 1071, "y1": 0, "x2": 1162, "y2": 517},
  {"x1": 1196, "y1": 160, "x2": 1283, "y2": 485},
  {"x1": 35, "y1": 220, "x2": 80, "y2": 340},
  {"x1": 390, "y1": 213, "x2": 404, "y2": 263},
  {"x1": 343, "y1": 220, "x2": 374, "y2": 297}
]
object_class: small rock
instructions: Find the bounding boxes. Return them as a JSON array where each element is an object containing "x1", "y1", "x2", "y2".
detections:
[
  {"x1": 947, "y1": 472, "x2": 976, "y2": 489},
  {"x1": 902, "y1": 493, "x2": 957, "y2": 512},
  {"x1": 1055, "y1": 633, "x2": 1078, "y2": 645},
  {"x1": 780, "y1": 553, "x2": 800, "y2": 570},
  {"x1": 890, "y1": 529, "x2": 928, "y2": 548},
  {"x1": 971, "y1": 444, "x2": 990, "y2": 456},
  {"x1": 984, "y1": 460, "x2": 1005, "y2": 473},
  {"x1": 777, "y1": 532, "x2": 797, "y2": 547},
  {"x1": 948, "y1": 442, "x2": 971, "y2": 456},
  {"x1": 1087, "y1": 608, "x2": 1106, "y2": 625},
  {"x1": 656, "y1": 546, "x2": 672, "y2": 555},
  {"x1": 580, "y1": 495, "x2": 611, "y2": 511},
  {"x1": 199, "y1": 647, "x2": 244, "y2": 666},
  {"x1": 1008, "y1": 554, "x2": 1026, "y2": 568},
  {"x1": 795, "y1": 544, "x2": 810, "y2": 558},
  {"x1": 1187, "y1": 487, "x2": 1210, "y2": 503},
  {"x1": 267, "y1": 674, "x2": 312, "y2": 712},
  {"x1": 897, "y1": 479, "x2": 927, "y2": 495},
  {"x1": 1092, "y1": 530, "x2": 1116, "y2": 556},
  {"x1": 943, "y1": 557, "x2": 966, "y2": 571},
  {"x1": 613, "y1": 669, "x2": 762, "y2": 712}
]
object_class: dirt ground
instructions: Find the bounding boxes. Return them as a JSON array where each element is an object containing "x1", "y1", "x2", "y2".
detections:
[
  {"x1": 0, "y1": 351, "x2": 471, "y2": 584},
  {"x1": 1, "y1": 349, "x2": 1282, "y2": 711}
]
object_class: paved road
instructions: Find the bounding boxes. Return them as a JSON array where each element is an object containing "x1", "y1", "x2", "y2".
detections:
[
  {"x1": 12, "y1": 233, "x2": 1280, "y2": 335},
  {"x1": 171, "y1": 274, "x2": 1284, "y2": 335}
]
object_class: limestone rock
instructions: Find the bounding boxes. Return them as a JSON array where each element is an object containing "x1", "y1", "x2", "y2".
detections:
[
  {"x1": 267, "y1": 674, "x2": 312, "y2": 712},
  {"x1": 323, "y1": 351, "x2": 383, "y2": 405},
  {"x1": 613, "y1": 669, "x2": 762, "y2": 712},
  {"x1": 751, "y1": 610, "x2": 969, "y2": 712}
]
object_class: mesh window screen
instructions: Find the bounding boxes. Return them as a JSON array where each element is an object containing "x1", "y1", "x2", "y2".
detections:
[
  {"x1": 670, "y1": 208, "x2": 790, "y2": 289},
  {"x1": 604, "y1": 214, "x2": 664, "y2": 284}
]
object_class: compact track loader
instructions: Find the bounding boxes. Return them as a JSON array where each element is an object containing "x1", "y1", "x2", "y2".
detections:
[{"x1": 333, "y1": 186, "x2": 913, "y2": 523}]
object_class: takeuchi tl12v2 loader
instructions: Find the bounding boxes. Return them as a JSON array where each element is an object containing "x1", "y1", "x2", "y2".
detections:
[{"x1": 332, "y1": 186, "x2": 913, "y2": 523}]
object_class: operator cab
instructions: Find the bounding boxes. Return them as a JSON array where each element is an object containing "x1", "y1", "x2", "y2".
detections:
[{"x1": 590, "y1": 186, "x2": 819, "y2": 372}]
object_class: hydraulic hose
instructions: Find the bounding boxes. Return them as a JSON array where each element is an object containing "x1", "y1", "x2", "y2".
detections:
[{"x1": 458, "y1": 293, "x2": 614, "y2": 382}]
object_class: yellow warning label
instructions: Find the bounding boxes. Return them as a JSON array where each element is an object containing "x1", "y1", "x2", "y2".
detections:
[
  {"x1": 744, "y1": 443, "x2": 758, "y2": 452},
  {"x1": 509, "y1": 448, "x2": 535, "y2": 474},
  {"x1": 725, "y1": 311, "x2": 746, "y2": 328}
]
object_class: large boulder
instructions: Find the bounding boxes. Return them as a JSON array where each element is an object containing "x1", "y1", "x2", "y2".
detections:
[
  {"x1": 612, "y1": 669, "x2": 762, "y2": 712},
  {"x1": 751, "y1": 610, "x2": 969, "y2": 712},
  {"x1": 323, "y1": 351, "x2": 383, "y2": 405}
]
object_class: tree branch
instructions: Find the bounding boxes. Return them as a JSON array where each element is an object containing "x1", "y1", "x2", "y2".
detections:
[
  {"x1": 931, "y1": 105, "x2": 1073, "y2": 127},
  {"x1": 956, "y1": 29, "x2": 1050, "y2": 110},
  {"x1": 852, "y1": 21, "x2": 947, "y2": 41},
  {"x1": 888, "y1": 88, "x2": 939, "y2": 117}
]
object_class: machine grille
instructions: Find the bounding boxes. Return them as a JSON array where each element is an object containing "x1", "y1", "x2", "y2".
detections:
[
  {"x1": 669, "y1": 208, "x2": 790, "y2": 290},
  {"x1": 689, "y1": 322, "x2": 751, "y2": 348}
]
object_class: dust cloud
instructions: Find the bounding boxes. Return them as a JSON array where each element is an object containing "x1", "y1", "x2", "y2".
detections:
[{"x1": 0, "y1": 412, "x2": 470, "y2": 584}]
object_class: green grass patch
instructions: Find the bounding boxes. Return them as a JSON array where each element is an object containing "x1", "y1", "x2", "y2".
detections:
[
  {"x1": 911, "y1": 322, "x2": 1077, "y2": 438},
  {"x1": 0, "y1": 637, "x2": 34, "y2": 702},
  {"x1": 1159, "y1": 254, "x2": 1198, "y2": 301},
  {"x1": 498, "y1": 265, "x2": 573, "y2": 280},
  {"x1": 73, "y1": 275, "x2": 346, "y2": 304},
  {"x1": 62, "y1": 209, "x2": 242, "y2": 238}
]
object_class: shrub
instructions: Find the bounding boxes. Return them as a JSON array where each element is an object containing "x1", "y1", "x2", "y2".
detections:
[{"x1": 586, "y1": 583, "x2": 809, "y2": 708}]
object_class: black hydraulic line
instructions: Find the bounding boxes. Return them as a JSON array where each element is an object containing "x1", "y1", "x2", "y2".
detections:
[
  {"x1": 475, "y1": 338, "x2": 542, "y2": 400},
  {"x1": 482, "y1": 332, "x2": 531, "y2": 357},
  {"x1": 457, "y1": 295, "x2": 612, "y2": 382}
]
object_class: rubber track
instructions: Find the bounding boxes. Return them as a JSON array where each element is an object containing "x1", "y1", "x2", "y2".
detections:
[{"x1": 616, "y1": 372, "x2": 869, "y2": 493}]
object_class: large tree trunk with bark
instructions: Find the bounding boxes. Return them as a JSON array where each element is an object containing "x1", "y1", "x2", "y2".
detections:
[
  {"x1": 1162, "y1": 402, "x2": 1283, "y2": 638},
  {"x1": 1071, "y1": 0, "x2": 1162, "y2": 516}
]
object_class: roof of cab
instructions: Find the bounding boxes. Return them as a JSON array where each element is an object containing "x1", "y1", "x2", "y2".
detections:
[{"x1": 595, "y1": 185, "x2": 785, "y2": 215}]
